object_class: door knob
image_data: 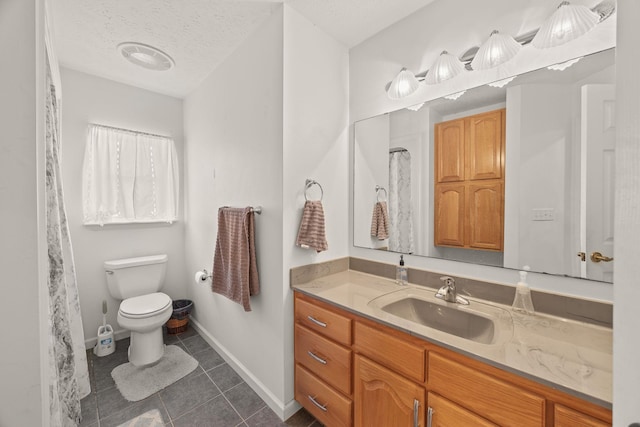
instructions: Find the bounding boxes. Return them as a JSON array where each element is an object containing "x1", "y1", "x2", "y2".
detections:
[{"x1": 590, "y1": 252, "x2": 614, "y2": 263}]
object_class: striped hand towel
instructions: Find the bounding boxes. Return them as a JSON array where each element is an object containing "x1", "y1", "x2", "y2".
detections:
[
  {"x1": 212, "y1": 207, "x2": 260, "y2": 312},
  {"x1": 370, "y1": 201, "x2": 389, "y2": 240},
  {"x1": 295, "y1": 200, "x2": 328, "y2": 253}
]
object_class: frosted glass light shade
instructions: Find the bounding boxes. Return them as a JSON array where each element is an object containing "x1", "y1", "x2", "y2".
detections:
[
  {"x1": 531, "y1": 1, "x2": 599, "y2": 49},
  {"x1": 425, "y1": 51, "x2": 465, "y2": 85},
  {"x1": 471, "y1": 30, "x2": 522, "y2": 70},
  {"x1": 387, "y1": 68, "x2": 420, "y2": 99},
  {"x1": 547, "y1": 56, "x2": 583, "y2": 71}
]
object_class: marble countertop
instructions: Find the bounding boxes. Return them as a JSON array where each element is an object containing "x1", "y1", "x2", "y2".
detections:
[{"x1": 293, "y1": 270, "x2": 612, "y2": 407}]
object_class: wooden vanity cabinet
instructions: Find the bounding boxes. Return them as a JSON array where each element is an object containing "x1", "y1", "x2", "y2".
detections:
[
  {"x1": 434, "y1": 108, "x2": 505, "y2": 251},
  {"x1": 293, "y1": 292, "x2": 612, "y2": 427}
]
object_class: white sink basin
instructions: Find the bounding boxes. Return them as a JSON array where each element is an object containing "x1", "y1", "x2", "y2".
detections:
[{"x1": 368, "y1": 287, "x2": 513, "y2": 345}]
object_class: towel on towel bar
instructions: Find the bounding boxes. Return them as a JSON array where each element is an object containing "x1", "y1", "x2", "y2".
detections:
[
  {"x1": 212, "y1": 207, "x2": 260, "y2": 311},
  {"x1": 370, "y1": 201, "x2": 389, "y2": 240},
  {"x1": 295, "y1": 200, "x2": 328, "y2": 253}
]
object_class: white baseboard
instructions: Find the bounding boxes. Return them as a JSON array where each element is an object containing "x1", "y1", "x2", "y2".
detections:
[{"x1": 190, "y1": 318, "x2": 301, "y2": 421}]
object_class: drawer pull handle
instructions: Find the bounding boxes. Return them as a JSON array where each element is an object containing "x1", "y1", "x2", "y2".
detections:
[
  {"x1": 414, "y1": 399, "x2": 420, "y2": 427},
  {"x1": 427, "y1": 406, "x2": 434, "y2": 427},
  {"x1": 307, "y1": 315, "x2": 327, "y2": 328},
  {"x1": 308, "y1": 395, "x2": 328, "y2": 412},
  {"x1": 307, "y1": 351, "x2": 327, "y2": 365}
]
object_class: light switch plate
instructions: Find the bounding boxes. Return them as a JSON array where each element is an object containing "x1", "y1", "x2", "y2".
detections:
[{"x1": 532, "y1": 208, "x2": 555, "y2": 221}]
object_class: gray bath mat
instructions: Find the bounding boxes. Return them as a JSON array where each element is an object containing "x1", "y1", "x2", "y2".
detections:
[
  {"x1": 112, "y1": 345, "x2": 198, "y2": 402},
  {"x1": 117, "y1": 409, "x2": 164, "y2": 427}
]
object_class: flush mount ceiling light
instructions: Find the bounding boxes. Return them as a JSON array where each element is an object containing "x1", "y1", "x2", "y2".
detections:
[
  {"x1": 471, "y1": 30, "x2": 522, "y2": 71},
  {"x1": 424, "y1": 51, "x2": 465, "y2": 85},
  {"x1": 117, "y1": 42, "x2": 175, "y2": 71},
  {"x1": 531, "y1": 2, "x2": 599, "y2": 49},
  {"x1": 387, "y1": 68, "x2": 421, "y2": 99}
]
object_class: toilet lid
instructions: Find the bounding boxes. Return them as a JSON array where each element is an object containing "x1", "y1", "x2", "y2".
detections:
[{"x1": 120, "y1": 292, "x2": 171, "y2": 318}]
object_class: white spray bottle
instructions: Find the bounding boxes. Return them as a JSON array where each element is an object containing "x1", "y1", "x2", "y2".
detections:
[{"x1": 512, "y1": 266, "x2": 534, "y2": 314}]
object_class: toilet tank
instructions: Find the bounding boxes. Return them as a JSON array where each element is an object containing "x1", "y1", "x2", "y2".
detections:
[{"x1": 104, "y1": 254, "x2": 168, "y2": 300}]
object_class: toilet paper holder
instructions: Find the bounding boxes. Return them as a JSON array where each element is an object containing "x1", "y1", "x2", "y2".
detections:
[{"x1": 196, "y1": 269, "x2": 213, "y2": 282}]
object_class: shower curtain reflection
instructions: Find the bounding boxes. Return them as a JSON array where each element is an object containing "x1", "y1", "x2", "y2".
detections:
[
  {"x1": 388, "y1": 149, "x2": 415, "y2": 254},
  {"x1": 46, "y1": 55, "x2": 90, "y2": 425}
]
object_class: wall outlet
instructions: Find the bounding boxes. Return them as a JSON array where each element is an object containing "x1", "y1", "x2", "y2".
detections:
[{"x1": 532, "y1": 208, "x2": 555, "y2": 221}]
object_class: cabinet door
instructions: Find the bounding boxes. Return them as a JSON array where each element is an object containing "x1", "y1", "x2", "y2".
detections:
[
  {"x1": 427, "y1": 392, "x2": 497, "y2": 427},
  {"x1": 467, "y1": 109, "x2": 504, "y2": 181},
  {"x1": 468, "y1": 181, "x2": 503, "y2": 251},
  {"x1": 435, "y1": 119, "x2": 465, "y2": 183},
  {"x1": 354, "y1": 355, "x2": 425, "y2": 427},
  {"x1": 434, "y1": 183, "x2": 466, "y2": 247},
  {"x1": 554, "y1": 404, "x2": 610, "y2": 427}
]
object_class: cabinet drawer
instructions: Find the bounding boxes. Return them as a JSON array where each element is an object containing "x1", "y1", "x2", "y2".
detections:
[
  {"x1": 428, "y1": 352, "x2": 544, "y2": 427},
  {"x1": 295, "y1": 364, "x2": 352, "y2": 427},
  {"x1": 295, "y1": 296, "x2": 352, "y2": 346},
  {"x1": 295, "y1": 324, "x2": 351, "y2": 395},
  {"x1": 353, "y1": 321, "x2": 425, "y2": 383},
  {"x1": 427, "y1": 392, "x2": 497, "y2": 427},
  {"x1": 554, "y1": 404, "x2": 610, "y2": 427}
]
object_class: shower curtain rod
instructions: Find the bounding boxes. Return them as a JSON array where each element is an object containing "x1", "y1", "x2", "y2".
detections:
[
  {"x1": 90, "y1": 123, "x2": 171, "y2": 139},
  {"x1": 389, "y1": 147, "x2": 408, "y2": 153}
]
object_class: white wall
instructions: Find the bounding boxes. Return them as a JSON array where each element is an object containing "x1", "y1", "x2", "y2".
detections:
[
  {"x1": 59, "y1": 68, "x2": 185, "y2": 346},
  {"x1": 183, "y1": 7, "x2": 287, "y2": 415},
  {"x1": 614, "y1": 0, "x2": 640, "y2": 424},
  {"x1": 0, "y1": 0, "x2": 47, "y2": 424},
  {"x1": 349, "y1": 0, "x2": 616, "y2": 301},
  {"x1": 282, "y1": 3, "x2": 350, "y2": 407}
]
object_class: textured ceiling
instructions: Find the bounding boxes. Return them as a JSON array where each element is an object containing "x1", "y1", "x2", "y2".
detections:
[{"x1": 51, "y1": 0, "x2": 437, "y2": 98}]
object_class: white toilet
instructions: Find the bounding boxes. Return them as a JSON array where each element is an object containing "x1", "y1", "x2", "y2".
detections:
[{"x1": 104, "y1": 254, "x2": 172, "y2": 366}]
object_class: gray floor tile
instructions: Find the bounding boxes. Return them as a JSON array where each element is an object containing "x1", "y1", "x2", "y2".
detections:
[
  {"x1": 191, "y1": 347, "x2": 225, "y2": 371},
  {"x1": 172, "y1": 395, "x2": 242, "y2": 427},
  {"x1": 224, "y1": 382, "x2": 266, "y2": 419},
  {"x1": 159, "y1": 370, "x2": 221, "y2": 419},
  {"x1": 96, "y1": 385, "x2": 137, "y2": 417},
  {"x1": 79, "y1": 394, "x2": 98, "y2": 427},
  {"x1": 181, "y1": 335, "x2": 211, "y2": 355},
  {"x1": 98, "y1": 395, "x2": 169, "y2": 427},
  {"x1": 208, "y1": 363, "x2": 242, "y2": 392},
  {"x1": 175, "y1": 325, "x2": 199, "y2": 340},
  {"x1": 285, "y1": 408, "x2": 316, "y2": 427},
  {"x1": 245, "y1": 406, "x2": 287, "y2": 427}
]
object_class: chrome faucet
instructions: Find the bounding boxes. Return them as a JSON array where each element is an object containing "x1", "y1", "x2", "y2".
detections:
[{"x1": 435, "y1": 276, "x2": 469, "y2": 305}]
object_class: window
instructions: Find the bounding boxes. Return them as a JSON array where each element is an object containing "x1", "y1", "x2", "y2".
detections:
[{"x1": 82, "y1": 124, "x2": 179, "y2": 225}]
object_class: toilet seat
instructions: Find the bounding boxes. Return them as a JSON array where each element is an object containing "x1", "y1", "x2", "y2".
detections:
[{"x1": 119, "y1": 292, "x2": 172, "y2": 319}]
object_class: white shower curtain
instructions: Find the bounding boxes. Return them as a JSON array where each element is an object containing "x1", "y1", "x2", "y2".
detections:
[
  {"x1": 388, "y1": 150, "x2": 415, "y2": 253},
  {"x1": 46, "y1": 56, "x2": 91, "y2": 426}
]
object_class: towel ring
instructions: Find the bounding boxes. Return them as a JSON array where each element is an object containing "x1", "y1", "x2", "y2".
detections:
[
  {"x1": 375, "y1": 185, "x2": 387, "y2": 202},
  {"x1": 304, "y1": 179, "x2": 324, "y2": 201}
]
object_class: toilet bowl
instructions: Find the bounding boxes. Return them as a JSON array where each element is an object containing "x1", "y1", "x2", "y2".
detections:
[
  {"x1": 104, "y1": 254, "x2": 171, "y2": 366},
  {"x1": 117, "y1": 292, "x2": 172, "y2": 366}
]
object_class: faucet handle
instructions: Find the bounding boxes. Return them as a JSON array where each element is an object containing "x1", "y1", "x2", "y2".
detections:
[{"x1": 440, "y1": 276, "x2": 455, "y2": 287}]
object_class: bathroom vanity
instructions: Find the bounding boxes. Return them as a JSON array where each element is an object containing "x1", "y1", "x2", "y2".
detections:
[{"x1": 292, "y1": 266, "x2": 612, "y2": 426}]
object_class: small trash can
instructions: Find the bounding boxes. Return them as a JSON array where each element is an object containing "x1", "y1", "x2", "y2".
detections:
[{"x1": 166, "y1": 299, "x2": 193, "y2": 334}]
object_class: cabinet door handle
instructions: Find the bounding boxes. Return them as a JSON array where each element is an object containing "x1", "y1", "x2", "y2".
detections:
[
  {"x1": 308, "y1": 395, "x2": 328, "y2": 412},
  {"x1": 307, "y1": 350, "x2": 327, "y2": 365},
  {"x1": 427, "y1": 406, "x2": 434, "y2": 427},
  {"x1": 307, "y1": 315, "x2": 327, "y2": 328},
  {"x1": 413, "y1": 399, "x2": 420, "y2": 427}
]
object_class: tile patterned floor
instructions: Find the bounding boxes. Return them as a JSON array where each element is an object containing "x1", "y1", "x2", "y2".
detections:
[{"x1": 80, "y1": 327, "x2": 320, "y2": 427}]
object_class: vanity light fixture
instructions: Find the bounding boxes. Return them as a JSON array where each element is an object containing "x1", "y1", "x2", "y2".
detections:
[
  {"x1": 387, "y1": 68, "x2": 421, "y2": 99},
  {"x1": 531, "y1": 2, "x2": 599, "y2": 49},
  {"x1": 547, "y1": 56, "x2": 583, "y2": 70},
  {"x1": 118, "y1": 42, "x2": 175, "y2": 71},
  {"x1": 424, "y1": 51, "x2": 465, "y2": 85},
  {"x1": 488, "y1": 76, "x2": 516, "y2": 88},
  {"x1": 443, "y1": 90, "x2": 466, "y2": 100},
  {"x1": 471, "y1": 30, "x2": 522, "y2": 71},
  {"x1": 406, "y1": 102, "x2": 425, "y2": 112},
  {"x1": 384, "y1": 1, "x2": 615, "y2": 100}
]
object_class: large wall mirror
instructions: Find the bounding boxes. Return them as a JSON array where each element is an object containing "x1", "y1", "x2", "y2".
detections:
[{"x1": 354, "y1": 48, "x2": 615, "y2": 283}]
